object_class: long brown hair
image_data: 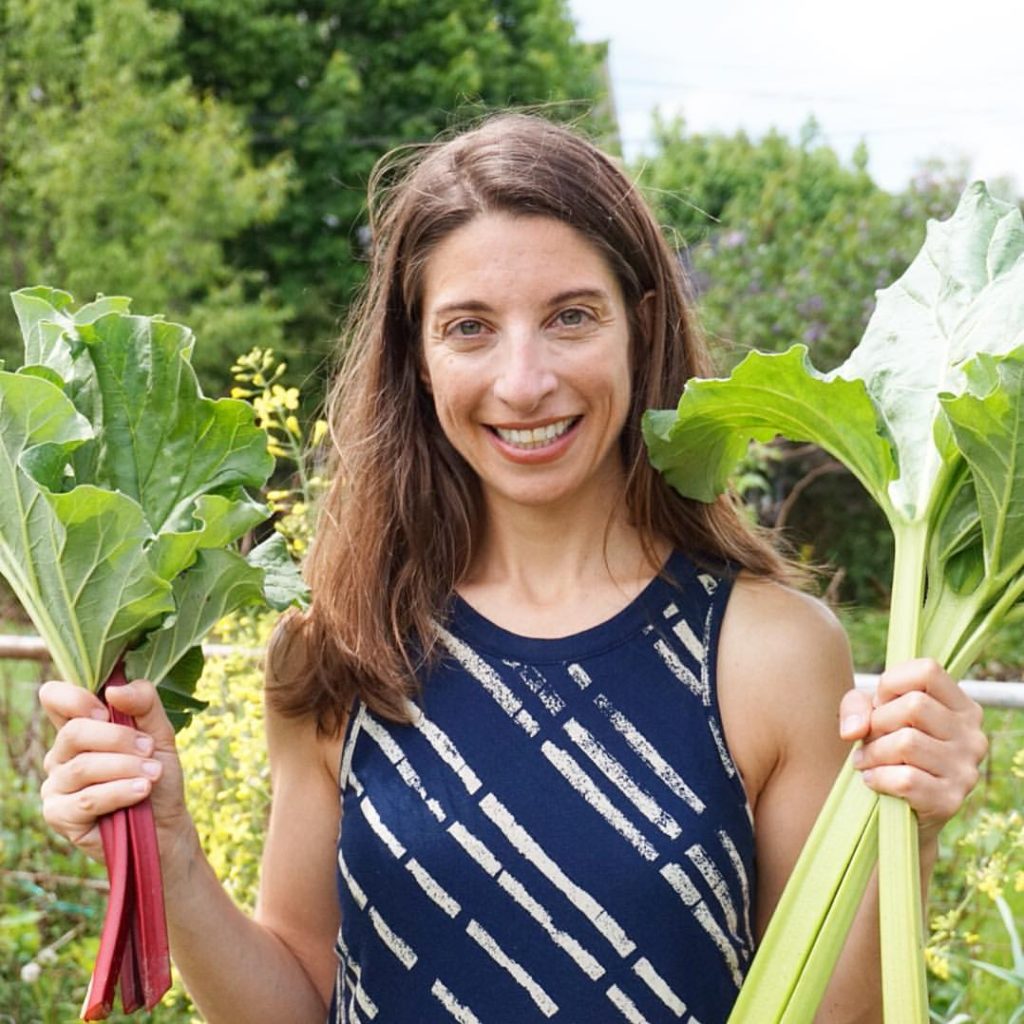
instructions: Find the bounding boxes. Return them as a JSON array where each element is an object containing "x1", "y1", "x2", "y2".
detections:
[{"x1": 269, "y1": 112, "x2": 796, "y2": 734}]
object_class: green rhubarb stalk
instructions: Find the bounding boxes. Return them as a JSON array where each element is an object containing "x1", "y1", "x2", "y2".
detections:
[
  {"x1": 727, "y1": 759, "x2": 877, "y2": 1020},
  {"x1": 878, "y1": 523, "x2": 930, "y2": 1023},
  {"x1": 779, "y1": 801, "x2": 880, "y2": 1022}
]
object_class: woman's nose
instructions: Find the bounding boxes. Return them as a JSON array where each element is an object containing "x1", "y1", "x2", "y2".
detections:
[{"x1": 492, "y1": 332, "x2": 557, "y2": 411}]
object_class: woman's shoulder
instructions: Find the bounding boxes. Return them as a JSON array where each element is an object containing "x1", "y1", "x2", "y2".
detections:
[{"x1": 716, "y1": 573, "x2": 854, "y2": 805}]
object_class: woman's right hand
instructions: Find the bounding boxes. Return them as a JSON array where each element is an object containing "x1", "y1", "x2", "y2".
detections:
[{"x1": 39, "y1": 679, "x2": 193, "y2": 865}]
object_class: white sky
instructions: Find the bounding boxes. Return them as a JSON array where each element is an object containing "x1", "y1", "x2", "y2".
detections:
[{"x1": 568, "y1": 0, "x2": 1024, "y2": 193}]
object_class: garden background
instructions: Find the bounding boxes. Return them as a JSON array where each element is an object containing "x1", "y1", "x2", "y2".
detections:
[{"x1": 1, "y1": 0, "x2": 1022, "y2": 1020}]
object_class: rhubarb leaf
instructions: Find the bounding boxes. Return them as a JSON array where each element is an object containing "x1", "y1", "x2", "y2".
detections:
[
  {"x1": 643, "y1": 345, "x2": 897, "y2": 511},
  {"x1": 940, "y1": 347, "x2": 1024, "y2": 583},
  {"x1": 248, "y1": 532, "x2": 310, "y2": 611},
  {"x1": 124, "y1": 549, "x2": 265, "y2": 690},
  {"x1": 0, "y1": 370, "x2": 171, "y2": 688},
  {"x1": 76, "y1": 313, "x2": 273, "y2": 535}
]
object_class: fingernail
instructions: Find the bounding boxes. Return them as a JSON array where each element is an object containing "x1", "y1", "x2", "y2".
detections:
[
  {"x1": 861, "y1": 769, "x2": 874, "y2": 785},
  {"x1": 141, "y1": 760, "x2": 161, "y2": 778},
  {"x1": 852, "y1": 747, "x2": 864, "y2": 766},
  {"x1": 131, "y1": 778, "x2": 149, "y2": 794},
  {"x1": 135, "y1": 735, "x2": 154, "y2": 755},
  {"x1": 841, "y1": 715, "x2": 863, "y2": 736},
  {"x1": 91, "y1": 709, "x2": 109, "y2": 721}
]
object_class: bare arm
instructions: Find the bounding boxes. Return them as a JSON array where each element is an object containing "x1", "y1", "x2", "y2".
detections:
[{"x1": 40, "y1": 677, "x2": 344, "y2": 1024}]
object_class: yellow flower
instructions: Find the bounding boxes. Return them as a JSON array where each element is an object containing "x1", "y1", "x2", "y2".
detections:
[
  {"x1": 285, "y1": 415, "x2": 301, "y2": 436},
  {"x1": 312, "y1": 420, "x2": 328, "y2": 446},
  {"x1": 924, "y1": 946, "x2": 951, "y2": 981},
  {"x1": 230, "y1": 386, "x2": 254, "y2": 399}
]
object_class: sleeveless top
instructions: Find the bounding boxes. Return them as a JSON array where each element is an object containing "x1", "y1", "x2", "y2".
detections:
[{"x1": 328, "y1": 552, "x2": 756, "y2": 1024}]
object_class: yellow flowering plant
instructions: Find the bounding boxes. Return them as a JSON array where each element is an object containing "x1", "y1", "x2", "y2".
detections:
[{"x1": 230, "y1": 347, "x2": 328, "y2": 555}]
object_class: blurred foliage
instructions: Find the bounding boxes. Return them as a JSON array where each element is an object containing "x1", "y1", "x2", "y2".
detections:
[
  {"x1": 637, "y1": 113, "x2": 974, "y2": 373},
  {"x1": 0, "y1": 0, "x2": 292, "y2": 391}
]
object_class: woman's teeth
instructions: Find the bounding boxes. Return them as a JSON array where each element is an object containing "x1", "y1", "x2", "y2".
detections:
[{"x1": 494, "y1": 417, "x2": 576, "y2": 449}]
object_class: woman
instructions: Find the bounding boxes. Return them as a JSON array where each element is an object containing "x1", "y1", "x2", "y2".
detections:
[{"x1": 40, "y1": 114, "x2": 987, "y2": 1023}]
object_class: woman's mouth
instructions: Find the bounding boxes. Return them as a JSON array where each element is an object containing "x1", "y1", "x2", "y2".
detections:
[{"x1": 491, "y1": 416, "x2": 580, "y2": 450}]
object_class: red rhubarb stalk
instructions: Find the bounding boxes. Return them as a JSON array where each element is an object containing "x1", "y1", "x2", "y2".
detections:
[{"x1": 81, "y1": 663, "x2": 171, "y2": 1020}]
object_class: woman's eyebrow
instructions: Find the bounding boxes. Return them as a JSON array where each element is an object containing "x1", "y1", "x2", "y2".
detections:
[{"x1": 430, "y1": 288, "x2": 611, "y2": 319}]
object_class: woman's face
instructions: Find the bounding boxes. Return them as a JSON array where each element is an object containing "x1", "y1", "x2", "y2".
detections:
[{"x1": 419, "y1": 212, "x2": 634, "y2": 515}]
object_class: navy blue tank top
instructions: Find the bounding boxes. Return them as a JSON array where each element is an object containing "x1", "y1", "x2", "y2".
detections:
[{"x1": 328, "y1": 552, "x2": 755, "y2": 1024}]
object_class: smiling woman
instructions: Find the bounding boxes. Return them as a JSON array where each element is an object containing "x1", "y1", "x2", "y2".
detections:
[{"x1": 37, "y1": 113, "x2": 988, "y2": 1024}]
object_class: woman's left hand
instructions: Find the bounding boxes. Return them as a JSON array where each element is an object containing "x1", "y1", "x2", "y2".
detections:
[{"x1": 838, "y1": 658, "x2": 989, "y2": 848}]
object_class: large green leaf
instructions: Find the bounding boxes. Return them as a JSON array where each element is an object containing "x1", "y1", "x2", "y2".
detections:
[
  {"x1": 77, "y1": 313, "x2": 273, "y2": 534},
  {"x1": 840, "y1": 183, "x2": 1024, "y2": 517},
  {"x1": 124, "y1": 548, "x2": 265, "y2": 688},
  {"x1": 148, "y1": 491, "x2": 268, "y2": 581},
  {"x1": 642, "y1": 345, "x2": 897, "y2": 512},
  {"x1": 0, "y1": 370, "x2": 172, "y2": 688}
]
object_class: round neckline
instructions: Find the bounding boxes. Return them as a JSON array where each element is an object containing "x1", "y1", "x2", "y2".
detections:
[{"x1": 446, "y1": 550, "x2": 693, "y2": 663}]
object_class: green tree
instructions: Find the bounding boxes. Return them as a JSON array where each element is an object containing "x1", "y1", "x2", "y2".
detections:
[
  {"x1": 637, "y1": 113, "x2": 966, "y2": 373},
  {"x1": 153, "y1": 0, "x2": 611, "y2": 389},
  {"x1": 0, "y1": 0, "x2": 290, "y2": 389}
]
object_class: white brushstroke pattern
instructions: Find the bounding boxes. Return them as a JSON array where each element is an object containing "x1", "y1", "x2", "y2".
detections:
[
  {"x1": 354, "y1": 980, "x2": 378, "y2": 1019},
  {"x1": 718, "y1": 830, "x2": 755, "y2": 951},
  {"x1": 563, "y1": 718, "x2": 682, "y2": 839},
  {"x1": 479, "y1": 792, "x2": 636, "y2": 957},
  {"x1": 448, "y1": 821, "x2": 502, "y2": 877},
  {"x1": 359, "y1": 795, "x2": 406, "y2": 859},
  {"x1": 633, "y1": 957, "x2": 687, "y2": 1017},
  {"x1": 466, "y1": 919, "x2": 559, "y2": 1018},
  {"x1": 541, "y1": 741, "x2": 660, "y2": 861},
  {"x1": 660, "y1": 863, "x2": 700, "y2": 906},
  {"x1": 567, "y1": 662, "x2": 592, "y2": 689},
  {"x1": 412, "y1": 710, "x2": 482, "y2": 795},
  {"x1": 686, "y1": 843, "x2": 739, "y2": 939},
  {"x1": 406, "y1": 858, "x2": 461, "y2": 918},
  {"x1": 504, "y1": 660, "x2": 566, "y2": 715},
  {"x1": 699, "y1": 605, "x2": 715, "y2": 708},
  {"x1": 431, "y1": 979, "x2": 483, "y2": 1024},
  {"x1": 693, "y1": 901, "x2": 744, "y2": 989},
  {"x1": 654, "y1": 638, "x2": 705, "y2": 700},
  {"x1": 350, "y1": 772, "x2": 365, "y2": 797},
  {"x1": 698, "y1": 573, "x2": 718, "y2": 595},
  {"x1": 361, "y1": 715, "x2": 446, "y2": 822},
  {"x1": 661, "y1": 863, "x2": 744, "y2": 987},
  {"x1": 368, "y1": 906, "x2": 417, "y2": 969},
  {"x1": 592, "y1": 694, "x2": 706, "y2": 814},
  {"x1": 496, "y1": 871, "x2": 606, "y2": 980},
  {"x1": 606, "y1": 984, "x2": 649, "y2": 1023},
  {"x1": 707, "y1": 716, "x2": 737, "y2": 778},
  {"x1": 437, "y1": 627, "x2": 538, "y2": 736},
  {"x1": 338, "y1": 849, "x2": 367, "y2": 910},
  {"x1": 339, "y1": 704, "x2": 367, "y2": 793},
  {"x1": 662, "y1": 602, "x2": 679, "y2": 619},
  {"x1": 673, "y1": 618, "x2": 705, "y2": 664}
]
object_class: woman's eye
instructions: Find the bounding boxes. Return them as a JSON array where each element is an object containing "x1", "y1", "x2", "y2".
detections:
[
  {"x1": 556, "y1": 308, "x2": 588, "y2": 327},
  {"x1": 452, "y1": 320, "x2": 484, "y2": 337}
]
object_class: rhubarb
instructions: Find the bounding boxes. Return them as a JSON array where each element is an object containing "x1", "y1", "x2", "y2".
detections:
[{"x1": 1, "y1": 287, "x2": 308, "y2": 1018}]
